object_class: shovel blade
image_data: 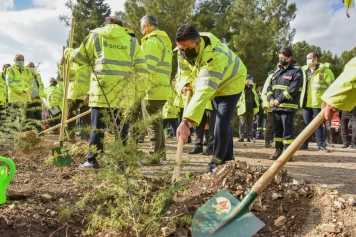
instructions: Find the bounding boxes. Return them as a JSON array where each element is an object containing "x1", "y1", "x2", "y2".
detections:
[
  {"x1": 52, "y1": 147, "x2": 72, "y2": 167},
  {"x1": 192, "y1": 190, "x2": 265, "y2": 237}
]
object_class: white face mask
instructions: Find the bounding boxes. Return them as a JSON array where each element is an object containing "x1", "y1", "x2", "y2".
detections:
[
  {"x1": 247, "y1": 80, "x2": 252, "y2": 86},
  {"x1": 307, "y1": 59, "x2": 313, "y2": 67}
]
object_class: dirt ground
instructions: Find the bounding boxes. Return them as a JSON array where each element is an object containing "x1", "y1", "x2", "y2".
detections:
[{"x1": 0, "y1": 133, "x2": 356, "y2": 237}]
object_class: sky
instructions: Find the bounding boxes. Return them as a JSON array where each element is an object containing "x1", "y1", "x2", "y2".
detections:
[{"x1": 0, "y1": 0, "x2": 355, "y2": 87}]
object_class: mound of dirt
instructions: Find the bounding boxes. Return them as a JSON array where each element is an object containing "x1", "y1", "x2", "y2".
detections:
[{"x1": 164, "y1": 160, "x2": 356, "y2": 237}]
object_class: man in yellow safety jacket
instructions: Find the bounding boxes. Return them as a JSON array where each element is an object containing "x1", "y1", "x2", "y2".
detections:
[
  {"x1": 299, "y1": 52, "x2": 335, "y2": 152},
  {"x1": 175, "y1": 24, "x2": 247, "y2": 172},
  {"x1": 6, "y1": 54, "x2": 33, "y2": 131},
  {"x1": 140, "y1": 14, "x2": 172, "y2": 164},
  {"x1": 65, "y1": 16, "x2": 148, "y2": 168},
  {"x1": 237, "y1": 74, "x2": 259, "y2": 142}
]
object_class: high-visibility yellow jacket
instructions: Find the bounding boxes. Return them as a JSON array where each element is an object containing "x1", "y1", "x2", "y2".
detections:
[
  {"x1": 47, "y1": 82, "x2": 64, "y2": 110},
  {"x1": 29, "y1": 70, "x2": 45, "y2": 100},
  {"x1": 236, "y1": 83, "x2": 259, "y2": 116},
  {"x1": 321, "y1": 57, "x2": 356, "y2": 111},
  {"x1": 162, "y1": 85, "x2": 180, "y2": 119},
  {"x1": 141, "y1": 30, "x2": 172, "y2": 100},
  {"x1": 58, "y1": 60, "x2": 91, "y2": 100},
  {"x1": 300, "y1": 63, "x2": 335, "y2": 108},
  {"x1": 177, "y1": 33, "x2": 247, "y2": 125},
  {"x1": 65, "y1": 24, "x2": 148, "y2": 109},
  {"x1": 0, "y1": 72, "x2": 7, "y2": 106},
  {"x1": 261, "y1": 73, "x2": 273, "y2": 112},
  {"x1": 6, "y1": 65, "x2": 32, "y2": 103}
]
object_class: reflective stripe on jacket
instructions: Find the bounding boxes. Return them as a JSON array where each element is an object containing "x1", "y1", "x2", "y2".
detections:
[
  {"x1": 47, "y1": 83, "x2": 63, "y2": 110},
  {"x1": 267, "y1": 62, "x2": 303, "y2": 112},
  {"x1": 261, "y1": 73, "x2": 273, "y2": 112},
  {"x1": 178, "y1": 32, "x2": 247, "y2": 125},
  {"x1": 65, "y1": 24, "x2": 148, "y2": 109},
  {"x1": 300, "y1": 63, "x2": 335, "y2": 108},
  {"x1": 6, "y1": 65, "x2": 32, "y2": 103},
  {"x1": 321, "y1": 57, "x2": 356, "y2": 111},
  {"x1": 141, "y1": 30, "x2": 172, "y2": 100},
  {"x1": 30, "y1": 70, "x2": 45, "y2": 100}
]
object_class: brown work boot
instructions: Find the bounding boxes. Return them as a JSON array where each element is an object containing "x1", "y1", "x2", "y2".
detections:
[{"x1": 270, "y1": 149, "x2": 283, "y2": 160}]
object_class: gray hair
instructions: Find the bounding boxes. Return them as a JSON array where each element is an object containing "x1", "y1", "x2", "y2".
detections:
[{"x1": 140, "y1": 15, "x2": 158, "y2": 27}]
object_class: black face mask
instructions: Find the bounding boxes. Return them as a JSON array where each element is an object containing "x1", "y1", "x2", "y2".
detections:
[
  {"x1": 279, "y1": 58, "x2": 289, "y2": 66},
  {"x1": 180, "y1": 47, "x2": 198, "y2": 61}
]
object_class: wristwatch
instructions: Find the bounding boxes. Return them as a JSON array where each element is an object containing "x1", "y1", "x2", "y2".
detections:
[{"x1": 182, "y1": 119, "x2": 193, "y2": 128}]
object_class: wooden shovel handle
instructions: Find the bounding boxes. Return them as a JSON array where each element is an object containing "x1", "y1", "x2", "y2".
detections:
[
  {"x1": 252, "y1": 108, "x2": 325, "y2": 194},
  {"x1": 59, "y1": 18, "x2": 75, "y2": 143},
  {"x1": 171, "y1": 90, "x2": 192, "y2": 184}
]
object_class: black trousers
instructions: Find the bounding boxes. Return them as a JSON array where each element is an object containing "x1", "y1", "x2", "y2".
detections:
[
  {"x1": 194, "y1": 108, "x2": 215, "y2": 149},
  {"x1": 87, "y1": 107, "x2": 129, "y2": 163},
  {"x1": 273, "y1": 110, "x2": 295, "y2": 150},
  {"x1": 256, "y1": 113, "x2": 265, "y2": 138},
  {"x1": 67, "y1": 99, "x2": 91, "y2": 139},
  {"x1": 212, "y1": 93, "x2": 240, "y2": 163}
]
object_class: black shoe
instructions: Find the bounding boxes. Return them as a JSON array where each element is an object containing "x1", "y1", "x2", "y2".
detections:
[
  {"x1": 238, "y1": 138, "x2": 244, "y2": 142},
  {"x1": 324, "y1": 142, "x2": 334, "y2": 147},
  {"x1": 342, "y1": 144, "x2": 350, "y2": 148},
  {"x1": 202, "y1": 148, "x2": 213, "y2": 156},
  {"x1": 265, "y1": 142, "x2": 272, "y2": 148},
  {"x1": 247, "y1": 138, "x2": 251, "y2": 142},
  {"x1": 187, "y1": 136, "x2": 192, "y2": 143},
  {"x1": 206, "y1": 162, "x2": 217, "y2": 173},
  {"x1": 188, "y1": 147, "x2": 203, "y2": 154},
  {"x1": 299, "y1": 144, "x2": 308, "y2": 150},
  {"x1": 350, "y1": 144, "x2": 356, "y2": 149},
  {"x1": 270, "y1": 149, "x2": 282, "y2": 160},
  {"x1": 79, "y1": 160, "x2": 100, "y2": 169},
  {"x1": 318, "y1": 146, "x2": 330, "y2": 153}
]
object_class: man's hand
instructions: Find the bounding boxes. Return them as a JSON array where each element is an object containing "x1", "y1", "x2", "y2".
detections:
[
  {"x1": 181, "y1": 86, "x2": 192, "y2": 96},
  {"x1": 322, "y1": 101, "x2": 338, "y2": 120},
  {"x1": 269, "y1": 99, "x2": 275, "y2": 107},
  {"x1": 274, "y1": 100, "x2": 280, "y2": 106},
  {"x1": 176, "y1": 122, "x2": 191, "y2": 144},
  {"x1": 83, "y1": 95, "x2": 89, "y2": 101},
  {"x1": 60, "y1": 56, "x2": 65, "y2": 65}
]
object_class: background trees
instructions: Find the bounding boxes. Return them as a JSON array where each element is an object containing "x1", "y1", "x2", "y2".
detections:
[{"x1": 60, "y1": 0, "x2": 353, "y2": 86}]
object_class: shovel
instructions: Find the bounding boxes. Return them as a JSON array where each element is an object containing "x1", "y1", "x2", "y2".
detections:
[
  {"x1": 39, "y1": 108, "x2": 91, "y2": 136},
  {"x1": 192, "y1": 108, "x2": 326, "y2": 237},
  {"x1": 52, "y1": 18, "x2": 75, "y2": 167},
  {"x1": 161, "y1": 90, "x2": 192, "y2": 213}
]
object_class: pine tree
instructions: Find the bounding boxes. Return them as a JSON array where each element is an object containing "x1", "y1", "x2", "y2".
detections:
[{"x1": 59, "y1": 0, "x2": 111, "y2": 47}]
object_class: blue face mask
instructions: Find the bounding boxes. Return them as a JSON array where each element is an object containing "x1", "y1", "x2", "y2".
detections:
[{"x1": 17, "y1": 61, "x2": 25, "y2": 67}]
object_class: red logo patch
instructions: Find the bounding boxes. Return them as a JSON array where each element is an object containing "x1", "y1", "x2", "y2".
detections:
[{"x1": 283, "y1": 75, "x2": 292, "y2": 80}]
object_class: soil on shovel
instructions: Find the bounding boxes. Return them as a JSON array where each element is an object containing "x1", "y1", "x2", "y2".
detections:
[{"x1": 0, "y1": 134, "x2": 355, "y2": 237}]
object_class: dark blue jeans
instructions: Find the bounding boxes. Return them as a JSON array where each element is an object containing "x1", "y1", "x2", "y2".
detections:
[
  {"x1": 302, "y1": 108, "x2": 324, "y2": 147},
  {"x1": 211, "y1": 93, "x2": 241, "y2": 164},
  {"x1": 87, "y1": 107, "x2": 129, "y2": 163}
]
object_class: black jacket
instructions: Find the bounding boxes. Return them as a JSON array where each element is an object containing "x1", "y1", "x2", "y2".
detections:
[{"x1": 267, "y1": 61, "x2": 303, "y2": 112}]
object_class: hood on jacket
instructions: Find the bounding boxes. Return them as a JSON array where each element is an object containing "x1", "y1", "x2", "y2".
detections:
[
  {"x1": 141, "y1": 29, "x2": 172, "y2": 47},
  {"x1": 92, "y1": 24, "x2": 134, "y2": 39}
]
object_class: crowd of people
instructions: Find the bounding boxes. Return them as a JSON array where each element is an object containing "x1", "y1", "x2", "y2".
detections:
[{"x1": 1, "y1": 15, "x2": 355, "y2": 172}]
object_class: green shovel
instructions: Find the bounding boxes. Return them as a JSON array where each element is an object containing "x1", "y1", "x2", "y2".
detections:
[{"x1": 192, "y1": 108, "x2": 326, "y2": 237}]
